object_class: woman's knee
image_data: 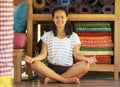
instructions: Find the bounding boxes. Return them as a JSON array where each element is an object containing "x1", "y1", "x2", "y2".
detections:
[
  {"x1": 31, "y1": 61, "x2": 41, "y2": 70},
  {"x1": 84, "y1": 62, "x2": 90, "y2": 73},
  {"x1": 76, "y1": 61, "x2": 90, "y2": 70},
  {"x1": 83, "y1": 61, "x2": 90, "y2": 70}
]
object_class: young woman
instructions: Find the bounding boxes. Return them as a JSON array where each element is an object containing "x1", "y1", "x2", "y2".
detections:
[{"x1": 24, "y1": 7, "x2": 97, "y2": 84}]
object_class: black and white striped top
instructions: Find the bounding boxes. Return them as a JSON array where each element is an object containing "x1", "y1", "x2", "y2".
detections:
[{"x1": 41, "y1": 31, "x2": 81, "y2": 66}]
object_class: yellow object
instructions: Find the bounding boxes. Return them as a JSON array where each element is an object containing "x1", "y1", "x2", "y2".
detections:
[{"x1": 0, "y1": 76, "x2": 13, "y2": 87}]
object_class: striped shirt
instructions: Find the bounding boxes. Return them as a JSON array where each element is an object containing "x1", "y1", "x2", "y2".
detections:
[{"x1": 41, "y1": 31, "x2": 81, "y2": 66}]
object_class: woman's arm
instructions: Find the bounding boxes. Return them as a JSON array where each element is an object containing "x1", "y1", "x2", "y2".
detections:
[
  {"x1": 24, "y1": 41, "x2": 48, "y2": 64},
  {"x1": 73, "y1": 44, "x2": 97, "y2": 64}
]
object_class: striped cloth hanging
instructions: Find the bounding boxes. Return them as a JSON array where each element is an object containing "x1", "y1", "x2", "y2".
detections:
[{"x1": 0, "y1": 0, "x2": 14, "y2": 87}]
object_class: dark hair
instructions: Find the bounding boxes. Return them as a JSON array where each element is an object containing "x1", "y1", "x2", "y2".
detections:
[{"x1": 51, "y1": 6, "x2": 73, "y2": 38}]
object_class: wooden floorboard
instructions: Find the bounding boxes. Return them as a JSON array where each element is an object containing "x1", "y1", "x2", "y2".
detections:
[
  {"x1": 14, "y1": 79, "x2": 120, "y2": 87},
  {"x1": 14, "y1": 72, "x2": 120, "y2": 87}
]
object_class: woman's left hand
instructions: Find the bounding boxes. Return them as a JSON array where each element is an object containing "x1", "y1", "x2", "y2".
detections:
[{"x1": 87, "y1": 56, "x2": 98, "y2": 64}]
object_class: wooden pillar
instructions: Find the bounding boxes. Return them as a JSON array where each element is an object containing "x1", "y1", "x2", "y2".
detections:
[{"x1": 26, "y1": 0, "x2": 33, "y2": 79}]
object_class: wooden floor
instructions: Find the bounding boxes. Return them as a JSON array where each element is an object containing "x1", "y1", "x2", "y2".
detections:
[{"x1": 14, "y1": 72, "x2": 120, "y2": 87}]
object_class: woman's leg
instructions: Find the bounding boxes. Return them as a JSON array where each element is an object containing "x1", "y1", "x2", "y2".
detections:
[
  {"x1": 45, "y1": 61, "x2": 89, "y2": 83},
  {"x1": 62, "y1": 61, "x2": 90, "y2": 78},
  {"x1": 31, "y1": 61, "x2": 80, "y2": 84}
]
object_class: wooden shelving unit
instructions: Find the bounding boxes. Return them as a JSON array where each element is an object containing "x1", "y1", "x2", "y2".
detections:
[{"x1": 26, "y1": 0, "x2": 119, "y2": 80}]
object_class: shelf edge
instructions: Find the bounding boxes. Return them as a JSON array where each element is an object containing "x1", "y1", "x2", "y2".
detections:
[{"x1": 32, "y1": 14, "x2": 115, "y2": 21}]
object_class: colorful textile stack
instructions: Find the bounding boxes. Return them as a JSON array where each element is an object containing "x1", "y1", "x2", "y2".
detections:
[
  {"x1": 0, "y1": 0, "x2": 14, "y2": 87},
  {"x1": 74, "y1": 22, "x2": 114, "y2": 64}
]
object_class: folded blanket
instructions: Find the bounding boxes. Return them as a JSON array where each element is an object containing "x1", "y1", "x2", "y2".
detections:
[
  {"x1": 76, "y1": 32, "x2": 112, "y2": 36},
  {"x1": 80, "y1": 51, "x2": 113, "y2": 55},
  {"x1": 80, "y1": 48, "x2": 113, "y2": 51},
  {"x1": 86, "y1": 55, "x2": 111, "y2": 64},
  {"x1": 75, "y1": 55, "x2": 111, "y2": 64},
  {"x1": 74, "y1": 22, "x2": 111, "y2": 28},
  {"x1": 79, "y1": 36, "x2": 112, "y2": 40},
  {"x1": 75, "y1": 27, "x2": 111, "y2": 32}
]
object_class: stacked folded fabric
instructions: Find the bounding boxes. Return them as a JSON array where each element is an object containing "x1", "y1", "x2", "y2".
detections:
[{"x1": 74, "y1": 22, "x2": 114, "y2": 64}]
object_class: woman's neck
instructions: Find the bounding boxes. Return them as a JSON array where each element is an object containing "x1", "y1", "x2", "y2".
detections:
[
  {"x1": 57, "y1": 27, "x2": 65, "y2": 33},
  {"x1": 57, "y1": 29, "x2": 66, "y2": 39}
]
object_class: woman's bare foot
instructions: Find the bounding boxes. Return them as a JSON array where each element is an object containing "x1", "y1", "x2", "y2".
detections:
[
  {"x1": 44, "y1": 77, "x2": 80, "y2": 84},
  {"x1": 65, "y1": 77, "x2": 80, "y2": 84},
  {"x1": 44, "y1": 77, "x2": 57, "y2": 84}
]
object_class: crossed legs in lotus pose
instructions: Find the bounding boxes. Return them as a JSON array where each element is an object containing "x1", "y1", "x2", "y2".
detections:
[{"x1": 31, "y1": 61, "x2": 89, "y2": 84}]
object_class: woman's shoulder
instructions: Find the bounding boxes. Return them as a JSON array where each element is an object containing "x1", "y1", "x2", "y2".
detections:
[
  {"x1": 70, "y1": 32, "x2": 81, "y2": 44},
  {"x1": 41, "y1": 30, "x2": 53, "y2": 42},
  {"x1": 43, "y1": 30, "x2": 53, "y2": 36},
  {"x1": 70, "y1": 32, "x2": 78, "y2": 38}
]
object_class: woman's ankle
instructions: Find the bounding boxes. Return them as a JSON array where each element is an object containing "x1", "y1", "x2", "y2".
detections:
[{"x1": 65, "y1": 77, "x2": 80, "y2": 84}]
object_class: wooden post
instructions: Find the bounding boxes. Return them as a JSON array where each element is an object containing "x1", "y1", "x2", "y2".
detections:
[{"x1": 26, "y1": 0, "x2": 33, "y2": 79}]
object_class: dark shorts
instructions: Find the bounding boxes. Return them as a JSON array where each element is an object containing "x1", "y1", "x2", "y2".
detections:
[{"x1": 48, "y1": 63, "x2": 71, "y2": 74}]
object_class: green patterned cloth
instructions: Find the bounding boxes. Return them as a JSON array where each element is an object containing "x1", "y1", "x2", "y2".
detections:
[
  {"x1": 74, "y1": 22, "x2": 111, "y2": 28},
  {"x1": 74, "y1": 22, "x2": 111, "y2": 32},
  {"x1": 75, "y1": 27, "x2": 111, "y2": 32},
  {"x1": 80, "y1": 48, "x2": 113, "y2": 51}
]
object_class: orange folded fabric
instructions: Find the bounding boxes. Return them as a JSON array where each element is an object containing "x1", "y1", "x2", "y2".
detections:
[{"x1": 79, "y1": 36, "x2": 112, "y2": 41}]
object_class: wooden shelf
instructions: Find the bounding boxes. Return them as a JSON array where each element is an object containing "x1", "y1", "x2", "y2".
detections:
[
  {"x1": 26, "y1": 0, "x2": 119, "y2": 80},
  {"x1": 89, "y1": 64, "x2": 115, "y2": 72},
  {"x1": 32, "y1": 14, "x2": 115, "y2": 21}
]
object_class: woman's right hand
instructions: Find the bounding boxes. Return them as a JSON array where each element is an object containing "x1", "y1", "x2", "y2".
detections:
[
  {"x1": 87, "y1": 56, "x2": 97, "y2": 64},
  {"x1": 24, "y1": 55, "x2": 34, "y2": 64}
]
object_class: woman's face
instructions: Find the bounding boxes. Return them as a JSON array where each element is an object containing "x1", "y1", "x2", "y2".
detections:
[{"x1": 53, "y1": 10, "x2": 68, "y2": 29}]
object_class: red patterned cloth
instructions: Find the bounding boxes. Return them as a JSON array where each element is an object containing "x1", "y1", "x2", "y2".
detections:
[
  {"x1": 81, "y1": 40, "x2": 113, "y2": 48},
  {"x1": 0, "y1": 0, "x2": 14, "y2": 76},
  {"x1": 86, "y1": 55, "x2": 111, "y2": 64},
  {"x1": 79, "y1": 36, "x2": 113, "y2": 48},
  {"x1": 75, "y1": 55, "x2": 111, "y2": 64},
  {"x1": 76, "y1": 32, "x2": 112, "y2": 36}
]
